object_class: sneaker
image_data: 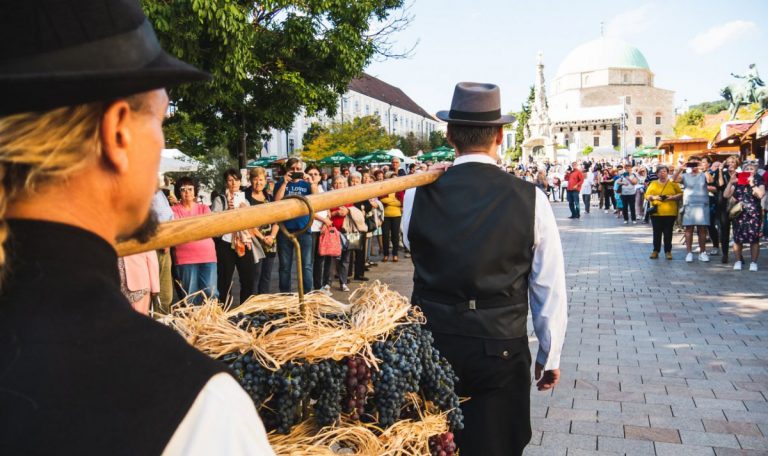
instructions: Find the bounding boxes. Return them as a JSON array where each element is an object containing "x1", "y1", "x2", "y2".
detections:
[
  {"x1": 733, "y1": 261, "x2": 743, "y2": 271},
  {"x1": 709, "y1": 248, "x2": 720, "y2": 256},
  {"x1": 685, "y1": 252, "x2": 694, "y2": 263},
  {"x1": 632, "y1": 220, "x2": 637, "y2": 224},
  {"x1": 665, "y1": 252, "x2": 673, "y2": 260},
  {"x1": 353, "y1": 276, "x2": 370, "y2": 282},
  {"x1": 623, "y1": 221, "x2": 628, "y2": 224},
  {"x1": 322, "y1": 284, "x2": 331, "y2": 292},
  {"x1": 699, "y1": 252, "x2": 710, "y2": 262},
  {"x1": 650, "y1": 251, "x2": 659, "y2": 259},
  {"x1": 341, "y1": 284, "x2": 350, "y2": 292},
  {"x1": 749, "y1": 262, "x2": 758, "y2": 272},
  {"x1": 604, "y1": 210, "x2": 609, "y2": 214}
]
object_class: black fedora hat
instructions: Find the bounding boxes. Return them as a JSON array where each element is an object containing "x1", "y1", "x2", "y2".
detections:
[
  {"x1": 436, "y1": 82, "x2": 516, "y2": 126},
  {"x1": 0, "y1": 0, "x2": 209, "y2": 116}
]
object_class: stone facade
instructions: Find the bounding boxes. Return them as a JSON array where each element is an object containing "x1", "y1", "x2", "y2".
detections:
[{"x1": 548, "y1": 38, "x2": 675, "y2": 157}]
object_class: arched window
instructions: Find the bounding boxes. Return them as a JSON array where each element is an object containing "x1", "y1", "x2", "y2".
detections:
[
  {"x1": 636, "y1": 112, "x2": 643, "y2": 125},
  {"x1": 635, "y1": 131, "x2": 643, "y2": 148},
  {"x1": 655, "y1": 131, "x2": 662, "y2": 146},
  {"x1": 655, "y1": 112, "x2": 662, "y2": 125}
]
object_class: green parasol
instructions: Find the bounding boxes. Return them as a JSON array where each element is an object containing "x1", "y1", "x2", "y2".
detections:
[
  {"x1": 356, "y1": 150, "x2": 393, "y2": 165},
  {"x1": 418, "y1": 147, "x2": 455, "y2": 162},
  {"x1": 246, "y1": 155, "x2": 278, "y2": 168},
  {"x1": 318, "y1": 151, "x2": 356, "y2": 165}
]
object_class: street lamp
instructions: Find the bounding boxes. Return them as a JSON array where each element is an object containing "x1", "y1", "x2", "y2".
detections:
[{"x1": 619, "y1": 96, "x2": 627, "y2": 160}]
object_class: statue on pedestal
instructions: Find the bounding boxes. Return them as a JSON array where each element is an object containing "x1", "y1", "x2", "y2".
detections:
[{"x1": 722, "y1": 63, "x2": 768, "y2": 119}]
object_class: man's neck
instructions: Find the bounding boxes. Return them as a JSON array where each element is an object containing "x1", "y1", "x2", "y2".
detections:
[{"x1": 455, "y1": 150, "x2": 499, "y2": 161}]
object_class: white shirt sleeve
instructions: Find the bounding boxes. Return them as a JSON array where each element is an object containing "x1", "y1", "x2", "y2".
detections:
[
  {"x1": 162, "y1": 373, "x2": 275, "y2": 456},
  {"x1": 401, "y1": 187, "x2": 416, "y2": 250},
  {"x1": 529, "y1": 189, "x2": 568, "y2": 371}
]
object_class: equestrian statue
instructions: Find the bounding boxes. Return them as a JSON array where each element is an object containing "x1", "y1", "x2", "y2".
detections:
[{"x1": 721, "y1": 63, "x2": 767, "y2": 120}]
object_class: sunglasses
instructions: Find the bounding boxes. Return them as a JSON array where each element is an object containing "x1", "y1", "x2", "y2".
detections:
[{"x1": 179, "y1": 186, "x2": 195, "y2": 192}]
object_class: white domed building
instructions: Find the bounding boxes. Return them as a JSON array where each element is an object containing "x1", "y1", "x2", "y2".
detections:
[{"x1": 548, "y1": 37, "x2": 674, "y2": 157}]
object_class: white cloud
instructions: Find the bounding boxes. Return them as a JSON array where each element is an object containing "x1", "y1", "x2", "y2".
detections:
[
  {"x1": 605, "y1": 4, "x2": 654, "y2": 39},
  {"x1": 689, "y1": 20, "x2": 757, "y2": 54}
]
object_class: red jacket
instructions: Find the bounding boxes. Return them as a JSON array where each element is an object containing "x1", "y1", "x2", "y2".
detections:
[{"x1": 566, "y1": 169, "x2": 584, "y2": 192}]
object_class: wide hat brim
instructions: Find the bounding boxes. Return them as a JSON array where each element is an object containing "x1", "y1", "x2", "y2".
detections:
[
  {"x1": 435, "y1": 110, "x2": 516, "y2": 126},
  {"x1": 0, "y1": 51, "x2": 208, "y2": 116}
]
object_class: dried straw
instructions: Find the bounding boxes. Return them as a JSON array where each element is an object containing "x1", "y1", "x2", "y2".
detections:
[{"x1": 166, "y1": 281, "x2": 423, "y2": 370}]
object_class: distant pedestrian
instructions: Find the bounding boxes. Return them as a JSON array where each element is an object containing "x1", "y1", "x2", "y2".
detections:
[{"x1": 565, "y1": 162, "x2": 584, "y2": 219}]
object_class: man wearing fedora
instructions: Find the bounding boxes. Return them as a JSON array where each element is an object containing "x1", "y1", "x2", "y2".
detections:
[
  {"x1": 402, "y1": 82, "x2": 568, "y2": 455},
  {"x1": 0, "y1": 1, "x2": 273, "y2": 454}
]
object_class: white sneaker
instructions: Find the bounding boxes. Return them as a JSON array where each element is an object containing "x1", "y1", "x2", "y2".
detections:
[
  {"x1": 699, "y1": 252, "x2": 710, "y2": 262},
  {"x1": 709, "y1": 248, "x2": 720, "y2": 256},
  {"x1": 733, "y1": 261, "x2": 743, "y2": 271},
  {"x1": 341, "y1": 284, "x2": 350, "y2": 292},
  {"x1": 322, "y1": 284, "x2": 331, "y2": 292},
  {"x1": 632, "y1": 221, "x2": 637, "y2": 224},
  {"x1": 685, "y1": 253, "x2": 694, "y2": 263},
  {"x1": 623, "y1": 221, "x2": 628, "y2": 224},
  {"x1": 749, "y1": 262, "x2": 758, "y2": 272}
]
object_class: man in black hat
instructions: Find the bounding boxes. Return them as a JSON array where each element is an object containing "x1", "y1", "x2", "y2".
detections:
[
  {"x1": 402, "y1": 82, "x2": 568, "y2": 456},
  {"x1": 0, "y1": 1, "x2": 274, "y2": 454}
]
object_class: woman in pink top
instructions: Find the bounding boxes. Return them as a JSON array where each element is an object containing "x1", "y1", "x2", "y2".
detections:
[{"x1": 171, "y1": 176, "x2": 218, "y2": 303}]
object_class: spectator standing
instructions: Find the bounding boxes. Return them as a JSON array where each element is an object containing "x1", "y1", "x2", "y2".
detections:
[
  {"x1": 580, "y1": 167, "x2": 594, "y2": 214},
  {"x1": 172, "y1": 177, "x2": 218, "y2": 302},
  {"x1": 565, "y1": 162, "x2": 584, "y2": 219},
  {"x1": 211, "y1": 169, "x2": 258, "y2": 302},
  {"x1": 645, "y1": 165, "x2": 683, "y2": 259},
  {"x1": 702, "y1": 156, "x2": 721, "y2": 255},
  {"x1": 274, "y1": 158, "x2": 317, "y2": 293},
  {"x1": 617, "y1": 166, "x2": 639, "y2": 224},
  {"x1": 723, "y1": 161, "x2": 766, "y2": 271},
  {"x1": 151, "y1": 179, "x2": 174, "y2": 312},
  {"x1": 306, "y1": 165, "x2": 333, "y2": 294},
  {"x1": 329, "y1": 176, "x2": 353, "y2": 291},
  {"x1": 674, "y1": 157, "x2": 711, "y2": 263},
  {"x1": 380, "y1": 188, "x2": 404, "y2": 262},
  {"x1": 244, "y1": 167, "x2": 279, "y2": 294},
  {"x1": 715, "y1": 157, "x2": 738, "y2": 263}
]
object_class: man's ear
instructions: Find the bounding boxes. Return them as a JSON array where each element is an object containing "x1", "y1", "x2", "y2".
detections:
[
  {"x1": 495, "y1": 126, "x2": 504, "y2": 145},
  {"x1": 100, "y1": 100, "x2": 133, "y2": 174}
]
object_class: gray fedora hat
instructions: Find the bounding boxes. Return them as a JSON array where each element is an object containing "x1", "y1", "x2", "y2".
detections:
[{"x1": 436, "y1": 82, "x2": 516, "y2": 126}]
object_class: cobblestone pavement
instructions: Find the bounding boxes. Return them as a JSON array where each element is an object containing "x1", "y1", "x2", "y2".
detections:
[{"x1": 345, "y1": 200, "x2": 768, "y2": 456}]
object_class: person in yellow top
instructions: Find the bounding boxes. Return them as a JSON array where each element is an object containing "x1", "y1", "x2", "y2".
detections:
[
  {"x1": 645, "y1": 165, "x2": 683, "y2": 259},
  {"x1": 379, "y1": 188, "x2": 404, "y2": 262}
]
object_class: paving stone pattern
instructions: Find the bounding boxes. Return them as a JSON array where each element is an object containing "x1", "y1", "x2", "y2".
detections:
[{"x1": 346, "y1": 201, "x2": 767, "y2": 455}]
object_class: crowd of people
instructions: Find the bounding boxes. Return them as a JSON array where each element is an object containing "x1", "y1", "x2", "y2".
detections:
[
  {"x1": 514, "y1": 155, "x2": 768, "y2": 270},
  {"x1": 123, "y1": 156, "x2": 422, "y2": 312}
]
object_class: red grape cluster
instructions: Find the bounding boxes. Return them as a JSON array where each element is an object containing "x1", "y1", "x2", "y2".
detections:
[
  {"x1": 342, "y1": 356, "x2": 370, "y2": 420},
  {"x1": 429, "y1": 432, "x2": 456, "y2": 456}
]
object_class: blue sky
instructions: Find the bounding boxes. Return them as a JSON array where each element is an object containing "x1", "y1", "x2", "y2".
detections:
[{"x1": 366, "y1": 0, "x2": 767, "y2": 115}]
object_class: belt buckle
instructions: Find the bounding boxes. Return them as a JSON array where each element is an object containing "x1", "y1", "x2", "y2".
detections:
[{"x1": 456, "y1": 298, "x2": 477, "y2": 313}]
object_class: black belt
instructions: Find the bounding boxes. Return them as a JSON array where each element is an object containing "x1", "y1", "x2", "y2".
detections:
[{"x1": 413, "y1": 291, "x2": 525, "y2": 314}]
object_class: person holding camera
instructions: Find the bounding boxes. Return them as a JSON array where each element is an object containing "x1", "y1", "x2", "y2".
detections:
[
  {"x1": 645, "y1": 165, "x2": 683, "y2": 259},
  {"x1": 618, "y1": 166, "x2": 639, "y2": 224},
  {"x1": 723, "y1": 161, "x2": 766, "y2": 271},
  {"x1": 673, "y1": 156, "x2": 712, "y2": 263},
  {"x1": 274, "y1": 158, "x2": 317, "y2": 292}
]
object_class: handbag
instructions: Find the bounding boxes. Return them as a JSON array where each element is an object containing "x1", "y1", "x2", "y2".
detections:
[
  {"x1": 345, "y1": 231, "x2": 363, "y2": 250},
  {"x1": 728, "y1": 199, "x2": 743, "y2": 220},
  {"x1": 646, "y1": 181, "x2": 669, "y2": 217},
  {"x1": 318, "y1": 226, "x2": 342, "y2": 257}
]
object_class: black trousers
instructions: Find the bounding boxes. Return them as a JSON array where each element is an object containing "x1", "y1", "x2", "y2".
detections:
[
  {"x1": 432, "y1": 333, "x2": 532, "y2": 456},
  {"x1": 353, "y1": 237, "x2": 368, "y2": 278},
  {"x1": 382, "y1": 216, "x2": 401, "y2": 256},
  {"x1": 621, "y1": 194, "x2": 636, "y2": 221},
  {"x1": 717, "y1": 197, "x2": 731, "y2": 255},
  {"x1": 214, "y1": 238, "x2": 256, "y2": 303},
  {"x1": 650, "y1": 215, "x2": 676, "y2": 253},
  {"x1": 708, "y1": 199, "x2": 720, "y2": 247}
]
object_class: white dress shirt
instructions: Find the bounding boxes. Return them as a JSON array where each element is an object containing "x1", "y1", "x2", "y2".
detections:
[
  {"x1": 402, "y1": 154, "x2": 568, "y2": 370},
  {"x1": 163, "y1": 373, "x2": 275, "y2": 455}
]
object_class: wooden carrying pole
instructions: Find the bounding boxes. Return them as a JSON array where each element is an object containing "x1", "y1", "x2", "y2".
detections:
[{"x1": 116, "y1": 170, "x2": 443, "y2": 256}]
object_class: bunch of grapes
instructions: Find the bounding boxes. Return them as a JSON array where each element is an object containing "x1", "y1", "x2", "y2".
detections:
[
  {"x1": 342, "y1": 356, "x2": 370, "y2": 421},
  {"x1": 265, "y1": 361, "x2": 312, "y2": 434},
  {"x1": 228, "y1": 311, "x2": 285, "y2": 332},
  {"x1": 371, "y1": 324, "x2": 424, "y2": 427},
  {"x1": 416, "y1": 328, "x2": 464, "y2": 431},
  {"x1": 428, "y1": 432, "x2": 457, "y2": 456},
  {"x1": 310, "y1": 359, "x2": 347, "y2": 426},
  {"x1": 228, "y1": 351, "x2": 274, "y2": 409}
]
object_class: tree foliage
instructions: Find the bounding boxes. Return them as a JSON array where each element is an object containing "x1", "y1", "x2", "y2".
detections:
[
  {"x1": 507, "y1": 86, "x2": 534, "y2": 162},
  {"x1": 689, "y1": 100, "x2": 729, "y2": 115},
  {"x1": 142, "y1": 0, "x2": 410, "y2": 165},
  {"x1": 165, "y1": 146, "x2": 238, "y2": 193},
  {"x1": 301, "y1": 116, "x2": 396, "y2": 161}
]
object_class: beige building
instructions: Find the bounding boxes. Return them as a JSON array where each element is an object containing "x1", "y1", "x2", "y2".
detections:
[{"x1": 549, "y1": 37, "x2": 675, "y2": 157}]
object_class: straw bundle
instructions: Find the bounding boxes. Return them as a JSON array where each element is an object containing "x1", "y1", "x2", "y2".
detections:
[{"x1": 166, "y1": 281, "x2": 424, "y2": 371}]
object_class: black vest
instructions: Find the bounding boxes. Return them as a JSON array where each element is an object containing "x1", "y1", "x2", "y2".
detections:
[
  {"x1": 409, "y1": 163, "x2": 536, "y2": 339},
  {"x1": 0, "y1": 220, "x2": 227, "y2": 455}
]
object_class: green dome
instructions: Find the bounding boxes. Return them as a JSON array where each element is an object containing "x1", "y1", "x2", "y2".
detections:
[{"x1": 556, "y1": 38, "x2": 650, "y2": 77}]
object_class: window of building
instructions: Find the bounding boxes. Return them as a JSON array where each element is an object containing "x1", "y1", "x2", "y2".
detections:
[
  {"x1": 593, "y1": 136, "x2": 600, "y2": 147},
  {"x1": 564, "y1": 133, "x2": 570, "y2": 147},
  {"x1": 635, "y1": 136, "x2": 642, "y2": 147},
  {"x1": 636, "y1": 116, "x2": 642, "y2": 125},
  {"x1": 655, "y1": 115, "x2": 661, "y2": 125},
  {"x1": 365, "y1": 104, "x2": 370, "y2": 115},
  {"x1": 289, "y1": 138, "x2": 295, "y2": 153},
  {"x1": 625, "y1": 96, "x2": 631, "y2": 104},
  {"x1": 655, "y1": 136, "x2": 661, "y2": 146}
]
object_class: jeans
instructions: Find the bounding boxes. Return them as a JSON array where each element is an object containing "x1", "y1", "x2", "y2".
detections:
[
  {"x1": 382, "y1": 216, "x2": 401, "y2": 256},
  {"x1": 254, "y1": 253, "x2": 275, "y2": 294},
  {"x1": 566, "y1": 190, "x2": 580, "y2": 217},
  {"x1": 581, "y1": 194, "x2": 591, "y2": 213},
  {"x1": 620, "y1": 194, "x2": 637, "y2": 221},
  {"x1": 333, "y1": 249, "x2": 351, "y2": 286},
  {"x1": 650, "y1": 215, "x2": 676, "y2": 253},
  {"x1": 176, "y1": 262, "x2": 218, "y2": 304},
  {"x1": 215, "y1": 238, "x2": 256, "y2": 303},
  {"x1": 277, "y1": 231, "x2": 313, "y2": 293}
]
